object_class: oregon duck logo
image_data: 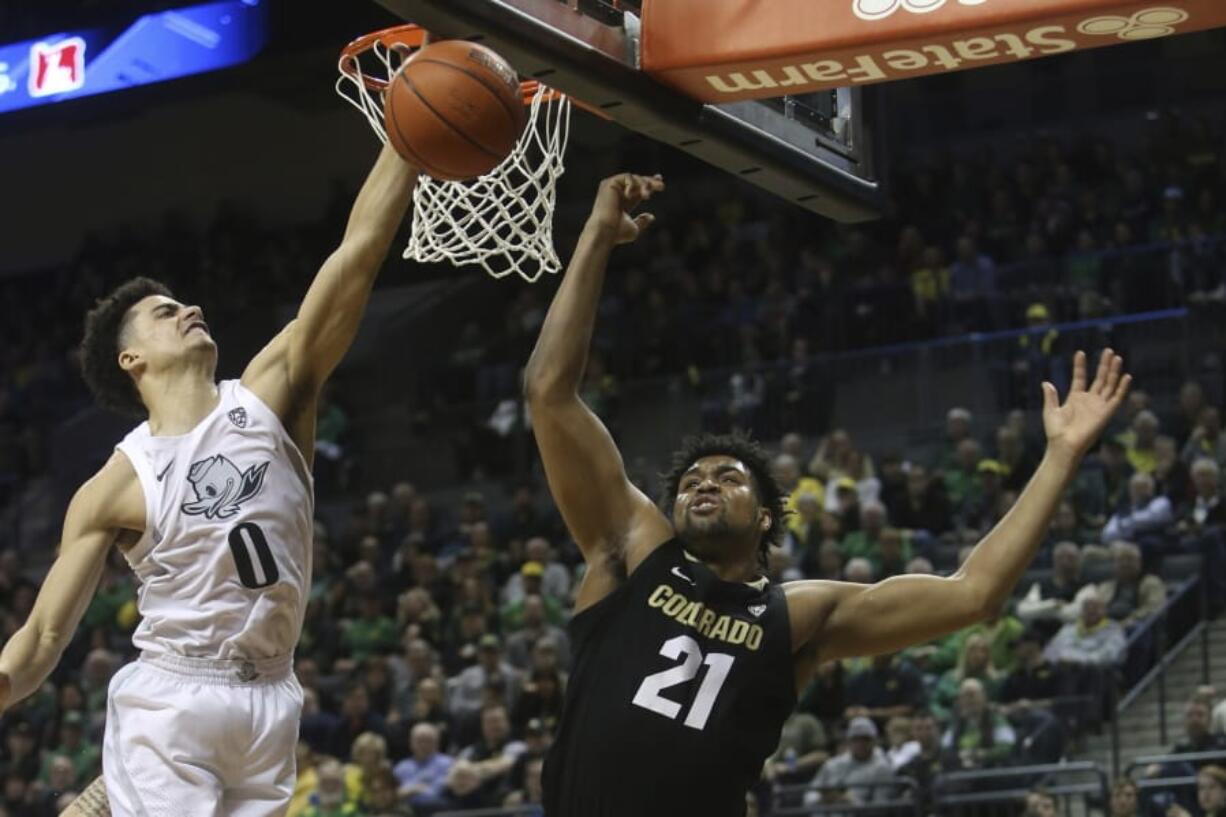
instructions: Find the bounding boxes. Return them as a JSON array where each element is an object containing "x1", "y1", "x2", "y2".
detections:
[{"x1": 181, "y1": 455, "x2": 268, "y2": 520}]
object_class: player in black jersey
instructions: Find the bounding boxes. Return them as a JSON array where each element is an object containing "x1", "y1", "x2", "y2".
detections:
[{"x1": 523, "y1": 173, "x2": 1132, "y2": 817}]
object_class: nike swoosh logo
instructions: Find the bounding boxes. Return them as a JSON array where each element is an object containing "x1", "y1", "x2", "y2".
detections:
[
  {"x1": 155, "y1": 462, "x2": 174, "y2": 483},
  {"x1": 670, "y1": 566, "x2": 695, "y2": 585}
]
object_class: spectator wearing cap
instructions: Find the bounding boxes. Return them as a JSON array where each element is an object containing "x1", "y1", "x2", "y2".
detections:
[
  {"x1": 501, "y1": 563, "x2": 566, "y2": 631},
  {"x1": 506, "y1": 717, "x2": 552, "y2": 798},
  {"x1": 448, "y1": 634, "x2": 523, "y2": 723},
  {"x1": 1102, "y1": 472, "x2": 1173, "y2": 543},
  {"x1": 804, "y1": 717, "x2": 895, "y2": 806},
  {"x1": 502, "y1": 538, "x2": 570, "y2": 605},
  {"x1": 941, "y1": 678, "x2": 1016, "y2": 770},
  {"x1": 1005, "y1": 302, "x2": 1063, "y2": 412},
  {"x1": 1097, "y1": 541, "x2": 1166, "y2": 627},
  {"x1": 960, "y1": 458, "x2": 1009, "y2": 534},
  {"x1": 393, "y1": 722, "x2": 454, "y2": 812}
]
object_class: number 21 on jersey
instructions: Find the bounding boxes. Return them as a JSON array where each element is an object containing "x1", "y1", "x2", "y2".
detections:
[{"x1": 631, "y1": 635, "x2": 734, "y2": 730}]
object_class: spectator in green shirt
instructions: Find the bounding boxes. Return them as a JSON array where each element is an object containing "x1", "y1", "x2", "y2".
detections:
[
  {"x1": 940, "y1": 678, "x2": 1016, "y2": 770},
  {"x1": 342, "y1": 595, "x2": 399, "y2": 663},
  {"x1": 932, "y1": 634, "x2": 1004, "y2": 720},
  {"x1": 943, "y1": 438, "x2": 984, "y2": 514}
]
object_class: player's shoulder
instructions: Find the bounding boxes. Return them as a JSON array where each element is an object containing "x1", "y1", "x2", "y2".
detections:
[{"x1": 72, "y1": 451, "x2": 144, "y2": 532}]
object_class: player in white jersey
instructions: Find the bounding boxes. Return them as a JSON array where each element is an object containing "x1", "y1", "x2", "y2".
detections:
[{"x1": 0, "y1": 142, "x2": 419, "y2": 816}]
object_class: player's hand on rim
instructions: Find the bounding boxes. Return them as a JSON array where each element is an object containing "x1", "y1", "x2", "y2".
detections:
[{"x1": 589, "y1": 172, "x2": 665, "y2": 245}]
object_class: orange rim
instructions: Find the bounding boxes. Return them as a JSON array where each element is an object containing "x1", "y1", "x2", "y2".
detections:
[{"x1": 339, "y1": 24, "x2": 609, "y2": 118}]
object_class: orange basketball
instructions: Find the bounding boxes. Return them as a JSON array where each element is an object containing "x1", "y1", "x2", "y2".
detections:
[{"x1": 384, "y1": 40, "x2": 526, "y2": 181}]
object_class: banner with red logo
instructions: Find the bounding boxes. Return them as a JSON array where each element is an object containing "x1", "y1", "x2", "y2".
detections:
[{"x1": 640, "y1": 0, "x2": 1226, "y2": 102}]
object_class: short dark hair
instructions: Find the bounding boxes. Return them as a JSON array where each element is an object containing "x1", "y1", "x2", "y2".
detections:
[
  {"x1": 79, "y1": 277, "x2": 173, "y2": 417},
  {"x1": 660, "y1": 431, "x2": 788, "y2": 567}
]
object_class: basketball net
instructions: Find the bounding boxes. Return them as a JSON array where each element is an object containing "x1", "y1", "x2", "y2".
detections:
[{"x1": 336, "y1": 26, "x2": 572, "y2": 283}]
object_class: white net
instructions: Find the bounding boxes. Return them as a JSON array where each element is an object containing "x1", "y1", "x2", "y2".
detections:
[{"x1": 336, "y1": 30, "x2": 573, "y2": 283}]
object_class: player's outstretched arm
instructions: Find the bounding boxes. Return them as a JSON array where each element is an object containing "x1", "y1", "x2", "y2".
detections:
[
  {"x1": 787, "y1": 351, "x2": 1131, "y2": 671},
  {"x1": 242, "y1": 144, "x2": 419, "y2": 458},
  {"x1": 0, "y1": 454, "x2": 140, "y2": 710},
  {"x1": 524, "y1": 174, "x2": 673, "y2": 572}
]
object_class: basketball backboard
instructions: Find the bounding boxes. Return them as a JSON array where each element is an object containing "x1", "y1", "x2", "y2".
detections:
[{"x1": 372, "y1": 0, "x2": 885, "y2": 223}]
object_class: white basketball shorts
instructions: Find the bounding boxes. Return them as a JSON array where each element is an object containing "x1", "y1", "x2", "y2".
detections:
[{"x1": 102, "y1": 652, "x2": 302, "y2": 817}]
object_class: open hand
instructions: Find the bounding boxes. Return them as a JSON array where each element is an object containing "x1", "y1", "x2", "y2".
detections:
[
  {"x1": 588, "y1": 173, "x2": 665, "y2": 244},
  {"x1": 1042, "y1": 350, "x2": 1131, "y2": 460}
]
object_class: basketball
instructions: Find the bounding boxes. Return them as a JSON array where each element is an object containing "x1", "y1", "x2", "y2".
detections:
[{"x1": 384, "y1": 40, "x2": 526, "y2": 181}]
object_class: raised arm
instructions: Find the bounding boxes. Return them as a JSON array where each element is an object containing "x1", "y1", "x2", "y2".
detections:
[
  {"x1": 787, "y1": 351, "x2": 1131, "y2": 678},
  {"x1": 0, "y1": 454, "x2": 141, "y2": 709},
  {"x1": 523, "y1": 174, "x2": 673, "y2": 579},
  {"x1": 243, "y1": 144, "x2": 419, "y2": 457}
]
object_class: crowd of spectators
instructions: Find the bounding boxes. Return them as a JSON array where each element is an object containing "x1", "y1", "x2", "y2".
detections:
[
  {"x1": 4, "y1": 112, "x2": 1226, "y2": 495},
  {"x1": 2, "y1": 359, "x2": 1224, "y2": 815}
]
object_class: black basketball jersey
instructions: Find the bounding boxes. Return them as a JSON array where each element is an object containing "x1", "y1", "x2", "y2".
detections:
[{"x1": 542, "y1": 539, "x2": 796, "y2": 817}]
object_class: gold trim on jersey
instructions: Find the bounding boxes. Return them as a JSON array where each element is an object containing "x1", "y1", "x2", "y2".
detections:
[{"x1": 647, "y1": 584, "x2": 764, "y2": 651}]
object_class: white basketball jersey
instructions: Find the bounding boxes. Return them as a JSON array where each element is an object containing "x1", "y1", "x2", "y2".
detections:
[{"x1": 115, "y1": 380, "x2": 313, "y2": 660}]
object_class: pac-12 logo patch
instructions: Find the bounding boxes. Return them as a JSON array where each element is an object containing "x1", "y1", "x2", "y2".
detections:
[
  {"x1": 748, "y1": 604, "x2": 767, "y2": 618},
  {"x1": 181, "y1": 455, "x2": 268, "y2": 520},
  {"x1": 228, "y1": 407, "x2": 248, "y2": 428}
]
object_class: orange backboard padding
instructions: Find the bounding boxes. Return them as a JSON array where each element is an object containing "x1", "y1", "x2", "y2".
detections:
[{"x1": 641, "y1": 0, "x2": 1226, "y2": 102}]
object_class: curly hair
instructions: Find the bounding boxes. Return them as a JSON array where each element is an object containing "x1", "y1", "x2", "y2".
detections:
[
  {"x1": 660, "y1": 430, "x2": 789, "y2": 567},
  {"x1": 79, "y1": 277, "x2": 173, "y2": 417}
]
